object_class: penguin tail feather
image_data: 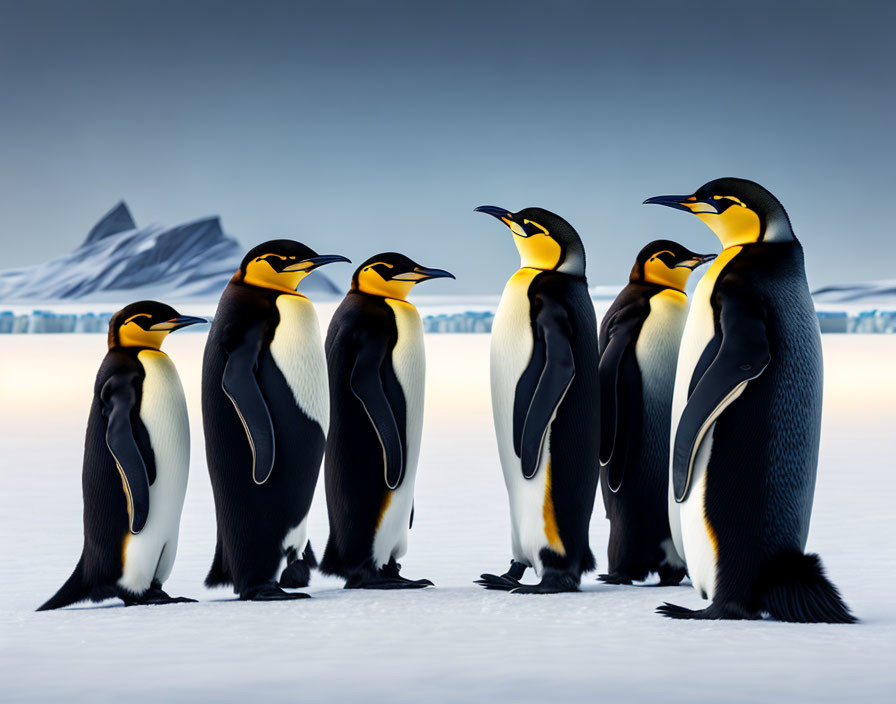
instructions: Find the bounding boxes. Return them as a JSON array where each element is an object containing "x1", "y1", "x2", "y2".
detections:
[
  {"x1": 37, "y1": 557, "x2": 87, "y2": 611},
  {"x1": 204, "y1": 538, "x2": 231, "y2": 588},
  {"x1": 756, "y1": 550, "x2": 856, "y2": 624},
  {"x1": 303, "y1": 541, "x2": 318, "y2": 569},
  {"x1": 580, "y1": 549, "x2": 596, "y2": 576}
]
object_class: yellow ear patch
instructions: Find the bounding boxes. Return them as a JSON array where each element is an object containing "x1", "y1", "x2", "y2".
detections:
[
  {"x1": 118, "y1": 317, "x2": 169, "y2": 349},
  {"x1": 643, "y1": 254, "x2": 691, "y2": 291},
  {"x1": 357, "y1": 263, "x2": 416, "y2": 300},
  {"x1": 244, "y1": 255, "x2": 311, "y2": 294}
]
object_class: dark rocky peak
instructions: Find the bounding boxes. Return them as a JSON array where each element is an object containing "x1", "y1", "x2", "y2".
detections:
[{"x1": 82, "y1": 201, "x2": 136, "y2": 247}]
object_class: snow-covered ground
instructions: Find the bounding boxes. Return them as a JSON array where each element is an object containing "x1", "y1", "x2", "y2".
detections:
[{"x1": 1, "y1": 333, "x2": 894, "y2": 702}]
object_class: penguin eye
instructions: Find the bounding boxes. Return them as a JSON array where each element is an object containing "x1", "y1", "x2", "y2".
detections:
[
  {"x1": 522, "y1": 220, "x2": 548, "y2": 237},
  {"x1": 123, "y1": 313, "x2": 152, "y2": 329}
]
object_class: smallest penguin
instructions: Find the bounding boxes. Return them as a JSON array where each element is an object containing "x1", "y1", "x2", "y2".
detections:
[
  {"x1": 598, "y1": 241, "x2": 715, "y2": 586},
  {"x1": 38, "y1": 301, "x2": 205, "y2": 611}
]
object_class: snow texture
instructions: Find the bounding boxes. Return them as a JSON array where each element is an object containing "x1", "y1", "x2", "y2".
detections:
[
  {"x1": 0, "y1": 202, "x2": 340, "y2": 303},
  {"x1": 0, "y1": 332, "x2": 894, "y2": 703}
]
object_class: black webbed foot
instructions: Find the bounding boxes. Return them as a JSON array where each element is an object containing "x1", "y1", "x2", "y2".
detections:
[
  {"x1": 240, "y1": 581, "x2": 311, "y2": 601},
  {"x1": 511, "y1": 568, "x2": 579, "y2": 595},
  {"x1": 598, "y1": 572, "x2": 634, "y2": 585},
  {"x1": 475, "y1": 560, "x2": 527, "y2": 591},
  {"x1": 657, "y1": 600, "x2": 760, "y2": 620},
  {"x1": 121, "y1": 580, "x2": 197, "y2": 606},
  {"x1": 345, "y1": 558, "x2": 433, "y2": 590}
]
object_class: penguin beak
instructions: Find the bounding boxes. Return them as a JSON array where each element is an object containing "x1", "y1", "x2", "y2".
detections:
[
  {"x1": 644, "y1": 195, "x2": 718, "y2": 215},
  {"x1": 150, "y1": 316, "x2": 208, "y2": 332},
  {"x1": 392, "y1": 265, "x2": 456, "y2": 283},
  {"x1": 282, "y1": 254, "x2": 351, "y2": 272},
  {"x1": 674, "y1": 253, "x2": 717, "y2": 270},
  {"x1": 474, "y1": 205, "x2": 515, "y2": 226}
]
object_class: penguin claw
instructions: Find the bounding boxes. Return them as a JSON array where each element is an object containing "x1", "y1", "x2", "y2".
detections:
[
  {"x1": 510, "y1": 584, "x2": 578, "y2": 595},
  {"x1": 475, "y1": 573, "x2": 521, "y2": 591},
  {"x1": 348, "y1": 578, "x2": 433, "y2": 590},
  {"x1": 598, "y1": 573, "x2": 633, "y2": 585},
  {"x1": 656, "y1": 601, "x2": 760, "y2": 620},
  {"x1": 240, "y1": 582, "x2": 311, "y2": 601}
]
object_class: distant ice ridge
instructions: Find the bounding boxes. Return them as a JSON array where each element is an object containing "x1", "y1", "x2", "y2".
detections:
[
  {"x1": 423, "y1": 311, "x2": 494, "y2": 333},
  {"x1": 0, "y1": 201, "x2": 339, "y2": 302},
  {"x1": 3, "y1": 306, "x2": 895, "y2": 334},
  {"x1": 0, "y1": 310, "x2": 209, "y2": 334}
]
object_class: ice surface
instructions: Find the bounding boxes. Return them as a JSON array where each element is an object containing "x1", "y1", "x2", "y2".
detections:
[{"x1": 0, "y1": 334, "x2": 894, "y2": 702}]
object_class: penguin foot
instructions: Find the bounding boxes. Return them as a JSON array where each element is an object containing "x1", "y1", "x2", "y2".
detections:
[
  {"x1": 657, "y1": 601, "x2": 760, "y2": 620},
  {"x1": 279, "y1": 559, "x2": 312, "y2": 589},
  {"x1": 656, "y1": 564, "x2": 687, "y2": 587},
  {"x1": 123, "y1": 585, "x2": 197, "y2": 606},
  {"x1": 510, "y1": 569, "x2": 579, "y2": 595},
  {"x1": 474, "y1": 560, "x2": 528, "y2": 591},
  {"x1": 345, "y1": 560, "x2": 433, "y2": 589},
  {"x1": 598, "y1": 572, "x2": 634, "y2": 585},
  {"x1": 345, "y1": 573, "x2": 434, "y2": 590},
  {"x1": 240, "y1": 582, "x2": 311, "y2": 601}
]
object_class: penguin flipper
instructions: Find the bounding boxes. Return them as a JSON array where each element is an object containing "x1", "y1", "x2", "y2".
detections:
[
  {"x1": 672, "y1": 290, "x2": 770, "y2": 502},
  {"x1": 598, "y1": 308, "x2": 645, "y2": 489},
  {"x1": 101, "y1": 375, "x2": 151, "y2": 534},
  {"x1": 222, "y1": 334, "x2": 276, "y2": 484},
  {"x1": 350, "y1": 334, "x2": 404, "y2": 490},
  {"x1": 520, "y1": 297, "x2": 575, "y2": 479}
]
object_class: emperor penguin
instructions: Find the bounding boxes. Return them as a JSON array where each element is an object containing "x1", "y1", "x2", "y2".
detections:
[
  {"x1": 474, "y1": 206, "x2": 600, "y2": 594},
  {"x1": 202, "y1": 240, "x2": 350, "y2": 600},
  {"x1": 38, "y1": 301, "x2": 205, "y2": 610},
  {"x1": 645, "y1": 178, "x2": 855, "y2": 622},
  {"x1": 320, "y1": 253, "x2": 454, "y2": 588},
  {"x1": 598, "y1": 240, "x2": 715, "y2": 586}
]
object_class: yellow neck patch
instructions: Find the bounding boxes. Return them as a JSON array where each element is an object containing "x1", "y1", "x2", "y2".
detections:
[
  {"x1": 243, "y1": 258, "x2": 310, "y2": 295},
  {"x1": 694, "y1": 204, "x2": 762, "y2": 249},
  {"x1": 514, "y1": 232, "x2": 561, "y2": 270}
]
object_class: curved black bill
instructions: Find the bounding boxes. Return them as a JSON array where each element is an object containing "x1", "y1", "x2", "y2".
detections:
[
  {"x1": 152, "y1": 315, "x2": 207, "y2": 331},
  {"x1": 474, "y1": 205, "x2": 512, "y2": 221},
  {"x1": 413, "y1": 266, "x2": 456, "y2": 281},
  {"x1": 675, "y1": 253, "x2": 717, "y2": 270},
  {"x1": 643, "y1": 195, "x2": 698, "y2": 213},
  {"x1": 284, "y1": 254, "x2": 351, "y2": 272}
]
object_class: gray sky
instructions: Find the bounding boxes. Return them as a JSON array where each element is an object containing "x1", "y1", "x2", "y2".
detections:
[{"x1": 1, "y1": 0, "x2": 893, "y2": 294}]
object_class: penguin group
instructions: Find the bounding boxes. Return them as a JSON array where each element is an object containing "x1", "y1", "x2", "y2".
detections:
[{"x1": 38, "y1": 177, "x2": 856, "y2": 624}]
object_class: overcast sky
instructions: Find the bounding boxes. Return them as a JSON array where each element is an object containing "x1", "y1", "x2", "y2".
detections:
[{"x1": 1, "y1": 0, "x2": 893, "y2": 293}]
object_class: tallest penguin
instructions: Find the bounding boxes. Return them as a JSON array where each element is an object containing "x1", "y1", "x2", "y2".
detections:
[
  {"x1": 474, "y1": 206, "x2": 600, "y2": 594},
  {"x1": 646, "y1": 178, "x2": 854, "y2": 622}
]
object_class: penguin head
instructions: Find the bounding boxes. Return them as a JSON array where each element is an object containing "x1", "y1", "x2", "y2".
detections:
[
  {"x1": 474, "y1": 205, "x2": 586, "y2": 275},
  {"x1": 644, "y1": 178, "x2": 795, "y2": 249},
  {"x1": 238, "y1": 239, "x2": 351, "y2": 294},
  {"x1": 630, "y1": 240, "x2": 716, "y2": 292},
  {"x1": 352, "y1": 252, "x2": 455, "y2": 300},
  {"x1": 109, "y1": 301, "x2": 206, "y2": 350}
]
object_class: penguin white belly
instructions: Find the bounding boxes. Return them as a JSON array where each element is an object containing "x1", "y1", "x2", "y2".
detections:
[
  {"x1": 635, "y1": 289, "x2": 687, "y2": 406},
  {"x1": 372, "y1": 299, "x2": 425, "y2": 568},
  {"x1": 119, "y1": 350, "x2": 189, "y2": 594},
  {"x1": 490, "y1": 268, "x2": 555, "y2": 574},
  {"x1": 270, "y1": 294, "x2": 329, "y2": 559},
  {"x1": 669, "y1": 247, "x2": 742, "y2": 599},
  {"x1": 635, "y1": 289, "x2": 688, "y2": 570}
]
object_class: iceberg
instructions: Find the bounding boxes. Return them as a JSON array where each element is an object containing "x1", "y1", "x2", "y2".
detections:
[{"x1": 0, "y1": 202, "x2": 340, "y2": 303}]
